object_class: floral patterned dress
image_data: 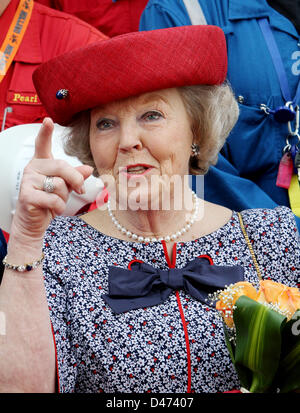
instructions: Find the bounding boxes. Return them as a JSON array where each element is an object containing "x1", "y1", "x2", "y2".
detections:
[{"x1": 43, "y1": 206, "x2": 299, "y2": 393}]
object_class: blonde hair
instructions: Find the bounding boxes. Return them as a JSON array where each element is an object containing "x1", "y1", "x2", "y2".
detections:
[
  {"x1": 63, "y1": 83, "x2": 239, "y2": 176},
  {"x1": 178, "y1": 83, "x2": 239, "y2": 174}
]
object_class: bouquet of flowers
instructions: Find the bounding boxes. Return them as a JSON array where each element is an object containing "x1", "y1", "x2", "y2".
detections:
[{"x1": 214, "y1": 280, "x2": 300, "y2": 393}]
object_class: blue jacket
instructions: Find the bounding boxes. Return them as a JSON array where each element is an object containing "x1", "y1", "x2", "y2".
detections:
[{"x1": 140, "y1": 0, "x2": 300, "y2": 231}]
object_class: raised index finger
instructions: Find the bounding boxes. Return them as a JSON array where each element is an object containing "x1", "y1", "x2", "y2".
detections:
[{"x1": 33, "y1": 117, "x2": 54, "y2": 159}]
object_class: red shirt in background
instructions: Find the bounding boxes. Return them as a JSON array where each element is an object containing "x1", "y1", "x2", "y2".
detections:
[
  {"x1": 35, "y1": 0, "x2": 149, "y2": 37},
  {"x1": 0, "y1": 0, "x2": 107, "y2": 242},
  {"x1": 0, "y1": 0, "x2": 107, "y2": 130}
]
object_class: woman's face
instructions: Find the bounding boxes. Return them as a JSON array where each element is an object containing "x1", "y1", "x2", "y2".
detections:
[{"x1": 89, "y1": 88, "x2": 194, "y2": 209}]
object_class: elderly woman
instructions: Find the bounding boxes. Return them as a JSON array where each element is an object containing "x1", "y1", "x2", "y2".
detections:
[{"x1": 0, "y1": 26, "x2": 299, "y2": 393}]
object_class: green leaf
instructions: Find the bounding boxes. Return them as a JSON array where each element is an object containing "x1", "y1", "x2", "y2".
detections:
[{"x1": 233, "y1": 296, "x2": 286, "y2": 393}]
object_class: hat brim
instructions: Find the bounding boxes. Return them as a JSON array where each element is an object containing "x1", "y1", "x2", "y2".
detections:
[{"x1": 33, "y1": 25, "x2": 227, "y2": 126}]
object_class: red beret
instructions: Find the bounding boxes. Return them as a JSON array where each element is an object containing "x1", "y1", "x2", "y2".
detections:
[{"x1": 33, "y1": 25, "x2": 227, "y2": 126}]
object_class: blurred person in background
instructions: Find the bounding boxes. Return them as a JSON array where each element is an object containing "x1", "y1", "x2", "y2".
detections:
[
  {"x1": 0, "y1": 0, "x2": 107, "y2": 279},
  {"x1": 140, "y1": 0, "x2": 300, "y2": 232},
  {"x1": 0, "y1": 0, "x2": 107, "y2": 130},
  {"x1": 36, "y1": 0, "x2": 149, "y2": 37}
]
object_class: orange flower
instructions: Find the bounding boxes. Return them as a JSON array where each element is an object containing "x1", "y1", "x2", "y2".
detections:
[
  {"x1": 216, "y1": 281, "x2": 258, "y2": 328},
  {"x1": 257, "y1": 280, "x2": 286, "y2": 303},
  {"x1": 257, "y1": 280, "x2": 300, "y2": 320}
]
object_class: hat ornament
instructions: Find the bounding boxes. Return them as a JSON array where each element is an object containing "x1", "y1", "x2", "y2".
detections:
[{"x1": 56, "y1": 89, "x2": 69, "y2": 100}]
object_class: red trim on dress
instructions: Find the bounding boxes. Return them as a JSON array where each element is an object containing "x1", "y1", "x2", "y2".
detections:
[
  {"x1": 127, "y1": 246, "x2": 212, "y2": 392},
  {"x1": 161, "y1": 241, "x2": 177, "y2": 268},
  {"x1": 2, "y1": 229, "x2": 9, "y2": 243},
  {"x1": 161, "y1": 240, "x2": 192, "y2": 393},
  {"x1": 175, "y1": 291, "x2": 192, "y2": 393},
  {"x1": 128, "y1": 259, "x2": 144, "y2": 270},
  {"x1": 197, "y1": 254, "x2": 213, "y2": 265}
]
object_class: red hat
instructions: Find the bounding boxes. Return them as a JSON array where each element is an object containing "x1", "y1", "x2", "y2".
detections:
[{"x1": 33, "y1": 25, "x2": 227, "y2": 126}]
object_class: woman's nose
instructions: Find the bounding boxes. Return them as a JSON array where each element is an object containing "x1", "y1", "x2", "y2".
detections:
[{"x1": 118, "y1": 124, "x2": 143, "y2": 152}]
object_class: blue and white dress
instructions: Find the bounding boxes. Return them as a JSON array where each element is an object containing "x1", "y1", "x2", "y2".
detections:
[{"x1": 43, "y1": 206, "x2": 299, "y2": 393}]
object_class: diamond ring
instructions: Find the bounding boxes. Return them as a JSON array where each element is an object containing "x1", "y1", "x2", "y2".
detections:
[{"x1": 43, "y1": 176, "x2": 55, "y2": 193}]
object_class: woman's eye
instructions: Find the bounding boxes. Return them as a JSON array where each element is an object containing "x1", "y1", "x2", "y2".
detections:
[
  {"x1": 142, "y1": 111, "x2": 163, "y2": 121},
  {"x1": 96, "y1": 119, "x2": 114, "y2": 130}
]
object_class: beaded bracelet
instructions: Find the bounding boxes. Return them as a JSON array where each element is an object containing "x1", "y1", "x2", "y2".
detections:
[{"x1": 2, "y1": 252, "x2": 45, "y2": 272}]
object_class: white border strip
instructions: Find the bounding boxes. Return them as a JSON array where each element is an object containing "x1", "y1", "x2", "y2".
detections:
[{"x1": 182, "y1": 0, "x2": 207, "y2": 25}]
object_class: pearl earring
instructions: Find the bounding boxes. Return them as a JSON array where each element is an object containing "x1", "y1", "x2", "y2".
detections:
[{"x1": 191, "y1": 143, "x2": 200, "y2": 156}]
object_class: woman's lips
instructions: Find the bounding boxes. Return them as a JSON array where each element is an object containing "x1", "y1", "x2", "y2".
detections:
[{"x1": 120, "y1": 164, "x2": 154, "y2": 177}]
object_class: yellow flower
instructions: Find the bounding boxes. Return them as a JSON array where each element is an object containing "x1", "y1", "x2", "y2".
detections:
[
  {"x1": 257, "y1": 280, "x2": 300, "y2": 320},
  {"x1": 216, "y1": 281, "x2": 258, "y2": 328}
]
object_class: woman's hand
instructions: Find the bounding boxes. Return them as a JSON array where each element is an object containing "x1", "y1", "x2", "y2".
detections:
[{"x1": 10, "y1": 117, "x2": 94, "y2": 242}]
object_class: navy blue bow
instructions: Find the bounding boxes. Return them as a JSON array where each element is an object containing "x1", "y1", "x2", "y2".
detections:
[{"x1": 102, "y1": 257, "x2": 244, "y2": 313}]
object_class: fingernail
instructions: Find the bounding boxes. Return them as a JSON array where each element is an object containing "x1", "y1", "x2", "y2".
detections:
[{"x1": 80, "y1": 185, "x2": 86, "y2": 194}]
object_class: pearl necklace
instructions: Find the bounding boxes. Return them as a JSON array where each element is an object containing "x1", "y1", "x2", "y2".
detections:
[{"x1": 107, "y1": 191, "x2": 199, "y2": 243}]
